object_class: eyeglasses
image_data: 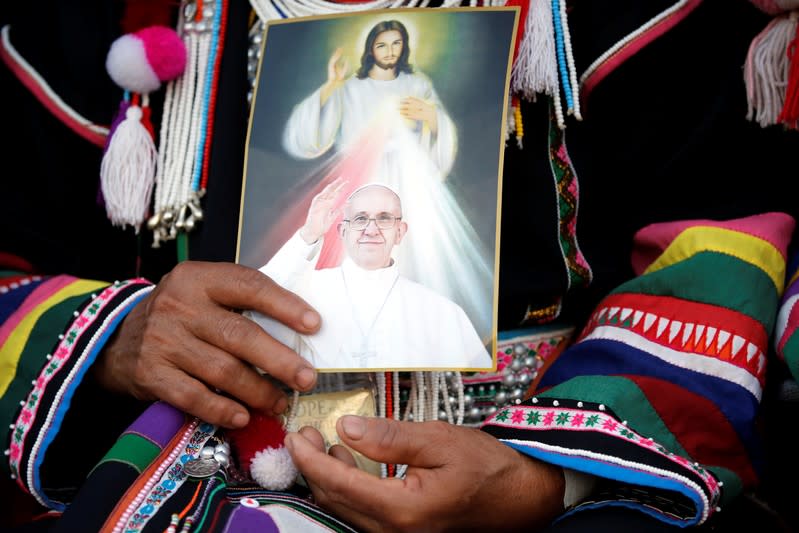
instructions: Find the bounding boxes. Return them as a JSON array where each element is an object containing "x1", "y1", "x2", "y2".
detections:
[{"x1": 342, "y1": 213, "x2": 401, "y2": 230}]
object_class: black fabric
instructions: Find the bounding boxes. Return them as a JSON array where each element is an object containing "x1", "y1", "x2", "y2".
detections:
[
  {"x1": 496, "y1": 0, "x2": 799, "y2": 329},
  {"x1": 0, "y1": 3, "x2": 175, "y2": 283}
]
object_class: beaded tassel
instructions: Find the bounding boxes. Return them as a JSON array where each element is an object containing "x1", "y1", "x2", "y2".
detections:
[
  {"x1": 150, "y1": 0, "x2": 225, "y2": 248},
  {"x1": 101, "y1": 25, "x2": 186, "y2": 233}
]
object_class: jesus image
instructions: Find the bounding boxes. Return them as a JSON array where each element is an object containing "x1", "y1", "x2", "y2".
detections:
[{"x1": 270, "y1": 18, "x2": 494, "y2": 339}]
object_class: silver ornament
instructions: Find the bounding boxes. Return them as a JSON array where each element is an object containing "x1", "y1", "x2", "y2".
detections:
[
  {"x1": 495, "y1": 391, "x2": 508, "y2": 405},
  {"x1": 199, "y1": 446, "x2": 215, "y2": 459},
  {"x1": 183, "y1": 457, "x2": 220, "y2": 478},
  {"x1": 213, "y1": 451, "x2": 229, "y2": 469}
]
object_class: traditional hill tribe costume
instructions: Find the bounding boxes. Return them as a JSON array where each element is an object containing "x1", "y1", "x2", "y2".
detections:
[{"x1": 1, "y1": 0, "x2": 798, "y2": 531}]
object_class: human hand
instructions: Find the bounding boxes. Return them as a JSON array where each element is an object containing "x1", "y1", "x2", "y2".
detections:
[
  {"x1": 299, "y1": 177, "x2": 347, "y2": 244},
  {"x1": 93, "y1": 261, "x2": 321, "y2": 428},
  {"x1": 286, "y1": 416, "x2": 565, "y2": 532},
  {"x1": 399, "y1": 97, "x2": 438, "y2": 133},
  {"x1": 320, "y1": 48, "x2": 349, "y2": 105},
  {"x1": 327, "y1": 47, "x2": 349, "y2": 86}
]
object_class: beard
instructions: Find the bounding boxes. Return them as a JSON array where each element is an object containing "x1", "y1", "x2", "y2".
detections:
[{"x1": 373, "y1": 57, "x2": 398, "y2": 71}]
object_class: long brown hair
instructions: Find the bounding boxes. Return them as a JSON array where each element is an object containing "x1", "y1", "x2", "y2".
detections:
[{"x1": 356, "y1": 20, "x2": 413, "y2": 79}]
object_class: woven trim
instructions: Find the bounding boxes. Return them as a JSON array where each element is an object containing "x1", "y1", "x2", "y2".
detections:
[
  {"x1": 547, "y1": 102, "x2": 592, "y2": 292},
  {"x1": 8, "y1": 281, "x2": 153, "y2": 509},
  {"x1": 119, "y1": 421, "x2": 214, "y2": 533},
  {"x1": 483, "y1": 399, "x2": 720, "y2": 526}
]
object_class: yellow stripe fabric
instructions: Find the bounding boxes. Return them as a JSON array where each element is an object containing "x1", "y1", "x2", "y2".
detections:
[
  {"x1": 643, "y1": 226, "x2": 785, "y2": 293},
  {"x1": 0, "y1": 279, "x2": 106, "y2": 396}
]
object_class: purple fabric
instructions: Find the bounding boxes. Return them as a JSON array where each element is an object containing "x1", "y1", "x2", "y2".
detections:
[
  {"x1": 781, "y1": 275, "x2": 799, "y2": 303},
  {"x1": 126, "y1": 401, "x2": 185, "y2": 448},
  {"x1": 225, "y1": 507, "x2": 280, "y2": 533}
]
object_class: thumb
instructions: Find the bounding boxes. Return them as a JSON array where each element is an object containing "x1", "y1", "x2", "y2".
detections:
[{"x1": 336, "y1": 416, "x2": 446, "y2": 468}]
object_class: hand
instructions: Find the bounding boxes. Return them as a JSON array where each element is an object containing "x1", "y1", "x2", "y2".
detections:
[
  {"x1": 93, "y1": 261, "x2": 321, "y2": 429},
  {"x1": 321, "y1": 48, "x2": 349, "y2": 105},
  {"x1": 299, "y1": 177, "x2": 347, "y2": 244},
  {"x1": 286, "y1": 416, "x2": 565, "y2": 532},
  {"x1": 399, "y1": 97, "x2": 438, "y2": 134},
  {"x1": 327, "y1": 47, "x2": 349, "y2": 86}
]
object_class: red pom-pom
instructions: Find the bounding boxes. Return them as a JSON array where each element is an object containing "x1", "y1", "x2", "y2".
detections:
[{"x1": 227, "y1": 412, "x2": 298, "y2": 490}]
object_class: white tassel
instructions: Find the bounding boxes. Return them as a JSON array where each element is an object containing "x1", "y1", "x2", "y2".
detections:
[
  {"x1": 511, "y1": 0, "x2": 559, "y2": 101},
  {"x1": 100, "y1": 103, "x2": 157, "y2": 233},
  {"x1": 744, "y1": 13, "x2": 798, "y2": 127}
]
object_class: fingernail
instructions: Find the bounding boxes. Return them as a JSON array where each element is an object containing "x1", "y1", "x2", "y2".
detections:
[
  {"x1": 302, "y1": 310, "x2": 320, "y2": 330},
  {"x1": 273, "y1": 395, "x2": 288, "y2": 415},
  {"x1": 296, "y1": 367, "x2": 317, "y2": 389},
  {"x1": 231, "y1": 411, "x2": 249, "y2": 428},
  {"x1": 341, "y1": 415, "x2": 365, "y2": 440}
]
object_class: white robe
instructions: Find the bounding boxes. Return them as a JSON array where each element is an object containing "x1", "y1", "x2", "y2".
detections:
[
  {"x1": 283, "y1": 71, "x2": 457, "y2": 178},
  {"x1": 246, "y1": 232, "x2": 493, "y2": 371},
  {"x1": 281, "y1": 71, "x2": 495, "y2": 340}
]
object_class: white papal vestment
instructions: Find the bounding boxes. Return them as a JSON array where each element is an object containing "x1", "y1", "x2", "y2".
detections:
[{"x1": 245, "y1": 232, "x2": 492, "y2": 370}]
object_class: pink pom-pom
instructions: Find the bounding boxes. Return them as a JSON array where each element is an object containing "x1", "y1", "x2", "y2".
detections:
[
  {"x1": 106, "y1": 25, "x2": 186, "y2": 93},
  {"x1": 136, "y1": 26, "x2": 187, "y2": 82}
]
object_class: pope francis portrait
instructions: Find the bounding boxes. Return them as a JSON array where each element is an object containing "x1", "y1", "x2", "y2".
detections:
[{"x1": 246, "y1": 179, "x2": 492, "y2": 371}]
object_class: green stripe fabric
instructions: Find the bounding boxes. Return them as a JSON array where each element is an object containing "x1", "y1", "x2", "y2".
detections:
[
  {"x1": 96, "y1": 433, "x2": 161, "y2": 474},
  {"x1": 705, "y1": 466, "x2": 742, "y2": 507},
  {"x1": 0, "y1": 292, "x2": 97, "y2": 447},
  {"x1": 612, "y1": 252, "x2": 778, "y2": 332}
]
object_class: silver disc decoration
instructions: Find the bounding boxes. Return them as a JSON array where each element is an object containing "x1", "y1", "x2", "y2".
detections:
[
  {"x1": 184, "y1": 439, "x2": 231, "y2": 478},
  {"x1": 183, "y1": 457, "x2": 221, "y2": 478}
]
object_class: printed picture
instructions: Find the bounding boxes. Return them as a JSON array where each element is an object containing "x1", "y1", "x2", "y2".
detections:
[{"x1": 237, "y1": 7, "x2": 518, "y2": 371}]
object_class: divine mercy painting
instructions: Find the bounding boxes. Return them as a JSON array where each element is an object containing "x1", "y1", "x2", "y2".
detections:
[{"x1": 237, "y1": 7, "x2": 518, "y2": 371}]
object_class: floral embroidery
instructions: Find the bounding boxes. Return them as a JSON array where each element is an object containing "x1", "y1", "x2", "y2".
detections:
[
  {"x1": 125, "y1": 423, "x2": 214, "y2": 532},
  {"x1": 484, "y1": 403, "x2": 720, "y2": 501},
  {"x1": 7, "y1": 280, "x2": 147, "y2": 485}
]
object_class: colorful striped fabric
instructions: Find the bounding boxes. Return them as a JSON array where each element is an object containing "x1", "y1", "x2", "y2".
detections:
[
  {"x1": 0, "y1": 269, "x2": 153, "y2": 510},
  {"x1": 53, "y1": 401, "x2": 359, "y2": 532},
  {"x1": 0, "y1": 266, "x2": 364, "y2": 531},
  {"x1": 775, "y1": 251, "x2": 799, "y2": 382},
  {"x1": 482, "y1": 212, "x2": 795, "y2": 528}
]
